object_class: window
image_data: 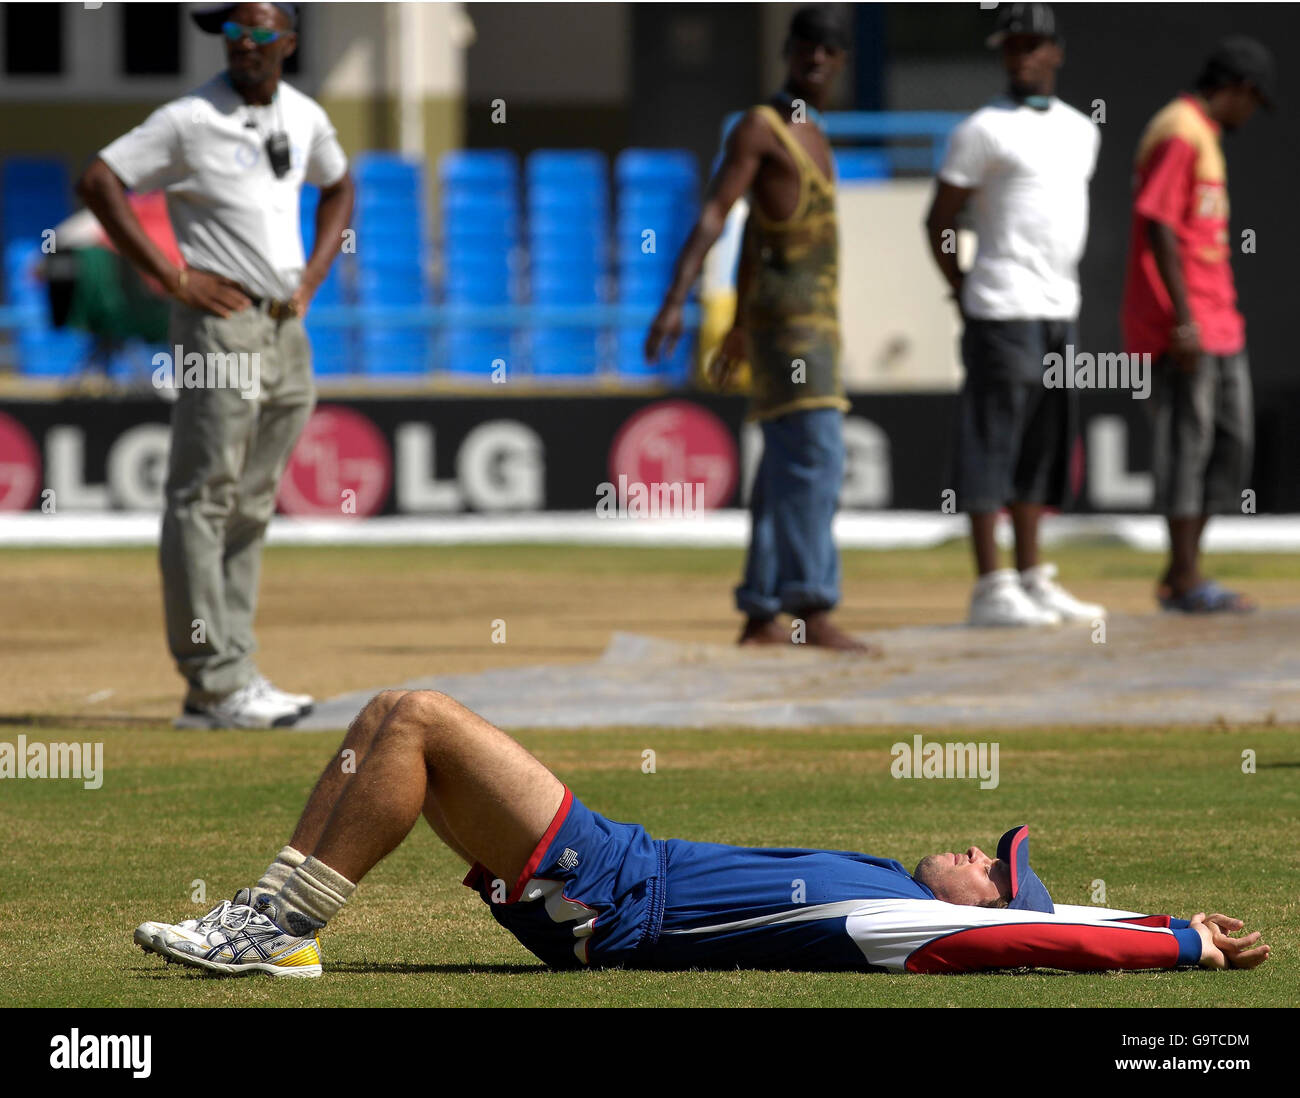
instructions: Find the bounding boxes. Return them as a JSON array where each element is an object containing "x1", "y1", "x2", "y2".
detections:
[
  {"x1": 4, "y1": 2, "x2": 63, "y2": 75},
  {"x1": 122, "y1": 3, "x2": 182, "y2": 76}
]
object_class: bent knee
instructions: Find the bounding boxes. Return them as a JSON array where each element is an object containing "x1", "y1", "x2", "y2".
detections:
[
  {"x1": 358, "y1": 688, "x2": 409, "y2": 721},
  {"x1": 392, "y1": 689, "x2": 456, "y2": 724},
  {"x1": 345, "y1": 689, "x2": 411, "y2": 739}
]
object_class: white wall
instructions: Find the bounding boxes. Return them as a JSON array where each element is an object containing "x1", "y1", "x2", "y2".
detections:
[
  {"x1": 318, "y1": 1, "x2": 468, "y2": 99},
  {"x1": 838, "y1": 180, "x2": 963, "y2": 391}
]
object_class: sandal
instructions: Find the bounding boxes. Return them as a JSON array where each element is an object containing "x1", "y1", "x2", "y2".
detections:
[{"x1": 1158, "y1": 579, "x2": 1256, "y2": 614}]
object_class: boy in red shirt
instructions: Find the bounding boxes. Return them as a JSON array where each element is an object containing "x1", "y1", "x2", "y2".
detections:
[{"x1": 1121, "y1": 38, "x2": 1274, "y2": 612}]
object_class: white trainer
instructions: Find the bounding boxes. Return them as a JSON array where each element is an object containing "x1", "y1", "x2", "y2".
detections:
[
  {"x1": 134, "y1": 900, "x2": 322, "y2": 978},
  {"x1": 969, "y1": 569, "x2": 1062, "y2": 627},
  {"x1": 172, "y1": 888, "x2": 255, "y2": 934},
  {"x1": 174, "y1": 682, "x2": 301, "y2": 730},
  {"x1": 1021, "y1": 563, "x2": 1107, "y2": 623},
  {"x1": 252, "y1": 674, "x2": 314, "y2": 716}
]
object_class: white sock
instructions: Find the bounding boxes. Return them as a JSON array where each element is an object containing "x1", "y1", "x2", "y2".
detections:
[
  {"x1": 268, "y1": 857, "x2": 356, "y2": 937},
  {"x1": 254, "y1": 845, "x2": 306, "y2": 900}
]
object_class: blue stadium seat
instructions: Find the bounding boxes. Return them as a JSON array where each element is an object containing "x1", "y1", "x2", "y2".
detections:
[
  {"x1": 439, "y1": 151, "x2": 521, "y2": 381},
  {"x1": 1, "y1": 159, "x2": 85, "y2": 376},
  {"x1": 355, "y1": 152, "x2": 425, "y2": 181},
  {"x1": 351, "y1": 155, "x2": 430, "y2": 375},
  {"x1": 612, "y1": 151, "x2": 698, "y2": 383},
  {"x1": 441, "y1": 149, "x2": 518, "y2": 187},
  {"x1": 444, "y1": 194, "x2": 520, "y2": 238},
  {"x1": 445, "y1": 283, "x2": 512, "y2": 309},
  {"x1": 4, "y1": 240, "x2": 91, "y2": 377},
  {"x1": 616, "y1": 265, "x2": 674, "y2": 302},
  {"x1": 442, "y1": 329, "x2": 514, "y2": 379},
  {"x1": 357, "y1": 266, "x2": 425, "y2": 305},
  {"x1": 834, "y1": 147, "x2": 890, "y2": 182},
  {"x1": 525, "y1": 151, "x2": 608, "y2": 379},
  {"x1": 360, "y1": 329, "x2": 429, "y2": 373},
  {"x1": 528, "y1": 206, "x2": 604, "y2": 240},
  {"x1": 300, "y1": 183, "x2": 354, "y2": 375},
  {"x1": 530, "y1": 242, "x2": 604, "y2": 279},
  {"x1": 613, "y1": 150, "x2": 697, "y2": 383},
  {"x1": 526, "y1": 149, "x2": 606, "y2": 187},
  {"x1": 529, "y1": 267, "x2": 601, "y2": 378},
  {"x1": 615, "y1": 149, "x2": 698, "y2": 188},
  {"x1": 2, "y1": 157, "x2": 71, "y2": 255}
]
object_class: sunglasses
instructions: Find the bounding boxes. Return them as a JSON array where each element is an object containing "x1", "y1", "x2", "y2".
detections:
[{"x1": 221, "y1": 22, "x2": 285, "y2": 45}]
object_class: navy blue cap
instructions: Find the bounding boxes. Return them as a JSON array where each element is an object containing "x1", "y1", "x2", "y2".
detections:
[
  {"x1": 987, "y1": 3, "x2": 1060, "y2": 48},
  {"x1": 998, "y1": 825, "x2": 1054, "y2": 912},
  {"x1": 191, "y1": 3, "x2": 298, "y2": 34}
]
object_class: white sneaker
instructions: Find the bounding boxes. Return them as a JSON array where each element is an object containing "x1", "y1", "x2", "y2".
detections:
[
  {"x1": 136, "y1": 889, "x2": 250, "y2": 951},
  {"x1": 1021, "y1": 563, "x2": 1106, "y2": 623},
  {"x1": 134, "y1": 900, "x2": 322, "y2": 978},
  {"x1": 252, "y1": 674, "x2": 314, "y2": 716},
  {"x1": 173, "y1": 888, "x2": 255, "y2": 934},
  {"x1": 968, "y1": 569, "x2": 1062, "y2": 627},
  {"x1": 174, "y1": 682, "x2": 301, "y2": 730}
]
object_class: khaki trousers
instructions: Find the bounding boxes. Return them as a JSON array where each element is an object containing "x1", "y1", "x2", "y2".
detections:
[{"x1": 159, "y1": 300, "x2": 315, "y2": 702}]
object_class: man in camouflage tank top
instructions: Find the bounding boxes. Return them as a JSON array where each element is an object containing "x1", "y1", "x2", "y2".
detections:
[{"x1": 646, "y1": 5, "x2": 870, "y2": 653}]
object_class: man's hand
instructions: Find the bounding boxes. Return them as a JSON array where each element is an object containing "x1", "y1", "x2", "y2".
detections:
[
  {"x1": 1169, "y1": 321, "x2": 1202, "y2": 373},
  {"x1": 1191, "y1": 912, "x2": 1271, "y2": 970},
  {"x1": 948, "y1": 273, "x2": 966, "y2": 318},
  {"x1": 706, "y1": 326, "x2": 747, "y2": 390},
  {"x1": 287, "y1": 283, "x2": 315, "y2": 320},
  {"x1": 176, "y1": 269, "x2": 252, "y2": 318},
  {"x1": 645, "y1": 299, "x2": 684, "y2": 364}
]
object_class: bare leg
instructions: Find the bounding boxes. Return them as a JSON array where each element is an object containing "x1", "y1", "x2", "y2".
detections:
[
  {"x1": 1009, "y1": 502, "x2": 1043, "y2": 573},
  {"x1": 287, "y1": 690, "x2": 409, "y2": 853},
  {"x1": 969, "y1": 512, "x2": 1001, "y2": 576},
  {"x1": 284, "y1": 690, "x2": 476, "y2": 864},
  {"x1": 1162, "y1": 515, "x2": 1207, "y2": 595},
  {"x1": 422, "y1": 787, "x2": 475, "y2": 865},
  {"x1": 310, "y1": 691, "x2": 565, "y2": 887}
]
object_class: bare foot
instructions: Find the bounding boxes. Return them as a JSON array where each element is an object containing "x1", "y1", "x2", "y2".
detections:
[
  {"x1": 737, "y1": 617, "x2": 789, "y2": 646},
  {"x1": 799, "y1": 610, "x2": 880, "y2": 655}
]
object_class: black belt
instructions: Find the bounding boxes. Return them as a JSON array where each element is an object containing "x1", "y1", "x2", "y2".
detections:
[
  {"x1": 190, "y1": 269, "x2": 297, "y2": 320},
  {"x1": 246, "y1": 294, "x2": 297, "y2": 321}
]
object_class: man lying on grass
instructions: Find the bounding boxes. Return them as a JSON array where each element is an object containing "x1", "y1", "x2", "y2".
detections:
[{"x1": 135, "y1": 690, "x2": 1270, "y2": 977}]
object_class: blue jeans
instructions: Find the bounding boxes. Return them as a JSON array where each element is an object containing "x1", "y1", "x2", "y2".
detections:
[{"x1": 735, "y1": 407, "x2": 845, "y2": 619}]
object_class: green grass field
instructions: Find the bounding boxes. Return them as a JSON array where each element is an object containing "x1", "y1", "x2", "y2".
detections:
[{"x1": 3, "y1": 721, "x2": 1296, "y2": 1007}]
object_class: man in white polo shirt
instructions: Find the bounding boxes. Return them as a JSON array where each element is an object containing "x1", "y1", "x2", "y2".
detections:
[
  {"x1": 925, "y1": 2, "x2": 1105, "y2": 627},
  {"x1": 77, "y1": 3, "x2": 354, "y2": 727}
]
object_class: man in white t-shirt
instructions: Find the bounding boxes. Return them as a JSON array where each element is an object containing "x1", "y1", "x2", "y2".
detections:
[
  {"x1": 925, "y1": 2, "x2": 1106, "y2": 628},
  {"x1": 77, "y1": 2, "x2": 354, "y2": 727}
]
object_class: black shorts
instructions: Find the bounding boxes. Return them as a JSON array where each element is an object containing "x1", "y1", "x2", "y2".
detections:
[
  {"x1": 1149, "y1": 350, "x2": 1253, "y2": 517},
  {"x1": 951, "y1": 318, "x2": 1077, "y2": 513}
]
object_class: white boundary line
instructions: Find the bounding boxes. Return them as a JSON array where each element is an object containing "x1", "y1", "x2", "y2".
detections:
[{"x1": 3, "y1": 511, "x2": 1300, "y2": 551}]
